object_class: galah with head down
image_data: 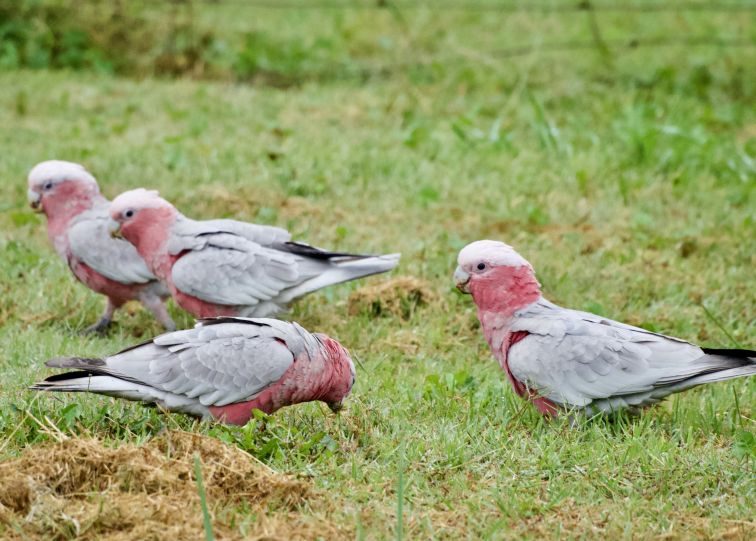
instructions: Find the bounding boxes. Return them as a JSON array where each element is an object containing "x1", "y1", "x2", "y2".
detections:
[
  {"x1": 27, "y1": 161, "x2": 175, "y2": 333},
  {"x1": 31, "y1": 317, "x2": 355, "y2": 423},
  {"x1": 107, "y1": 189, "x2": 400, "y2": 319},
  {"x1": 454, "y1": 240, "x2": 755, "y2": 417}
]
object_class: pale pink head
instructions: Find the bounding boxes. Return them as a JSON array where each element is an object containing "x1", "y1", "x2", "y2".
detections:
[
  {"x1": 27, "y1": 160, "x2": 101, "y2": 218},
  {"x1": 454, "y1": 240, "x2": 541, "y2": 314},
  {"x1": 109, "y1": 189, "x2": 178, "y2": 257},
  {"x1": 315, "y1": 334, "x2": 356, "y2": 412}
]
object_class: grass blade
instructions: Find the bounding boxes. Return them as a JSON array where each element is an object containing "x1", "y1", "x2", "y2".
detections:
[
  {"x1": 194, "y1": 454, "x2": 215, "y2": 541},
  {"x1": 396, "y1": 442, "x2": 405, "y2": 541},
  {"x1": 699, "y1": 302, "x2": 742, "y2": 348}
]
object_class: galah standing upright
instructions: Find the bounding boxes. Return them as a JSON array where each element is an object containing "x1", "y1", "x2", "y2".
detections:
[
  {"x1": 454, "y1": 240, "x2": 755, "y2": 417},
  {"x1": 107, "y1": 189, "x2": 400, "y2": 318},
  {"x1": 31, "y1": 317, "x2": 355, "y2": 424},
  {"x1": 27, "y1": 161, "x2": 175, "y2": 333}
]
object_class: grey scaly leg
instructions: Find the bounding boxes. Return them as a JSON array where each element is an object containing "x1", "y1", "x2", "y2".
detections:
[
  {"x1": 140, "y1": 292, "x2": 176, "y2": 331},
  {"x1": 83, "y1": 298, "x2": 116, "y2": 335}
]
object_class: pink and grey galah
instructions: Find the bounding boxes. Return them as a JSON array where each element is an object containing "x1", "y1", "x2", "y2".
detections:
[
  {"x1": 27, "y1": 161, "x2": 175, "y2": 333},
  {"x1": 454, "y1": 240, "x2": 755, "y2": 417},
  {"x1": 107, "y1": 188, "x2": 400, "y2": 319},
  {"x1": 31, "y1": 317, "x2": 355, "y2": 423}
]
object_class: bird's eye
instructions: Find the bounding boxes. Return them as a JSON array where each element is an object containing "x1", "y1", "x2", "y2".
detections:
[
  {"x1": 124, "y1": 209, "x2": 134, "y2": 218},
  {"x1": 43, "y1": 181, "x2": 53, "y2": 191},
  {"x1": 477, "y1": 262, "x2": 486, "y2": 271}
]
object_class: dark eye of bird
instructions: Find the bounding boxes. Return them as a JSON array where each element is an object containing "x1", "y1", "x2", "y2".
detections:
[
  {"x1": 125, "y1": 210, "x2": 134, "y2": 218},
  {"x1": 44, "y1": 182, "x2": 53, "y2": 190},
  {"x1": 477, "y1": 262, "x2": 486, "y2": 270}
]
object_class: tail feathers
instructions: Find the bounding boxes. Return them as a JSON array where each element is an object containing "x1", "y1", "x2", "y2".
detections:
[
  {"x1": 41, "y1": 356, "x2": 146, "y2": 387},
  {"x1": 332, "y1": 252, "x2": 401, "y2": 273},
  {"x1": 45, "y1": 357, "x2": 104, "y2": 369},
  {"x1": 30, "y1": 373, "x2": 211, "y2": 419},
  {"x1": 681, "y1": 364, "x2": 756, "y2": 388},
  {"x1": 281, "y1": 253, "x2": 401, "y2": 302},
  {"x1": 659, "y1": 360, "x2": 756, "y2": 397}
]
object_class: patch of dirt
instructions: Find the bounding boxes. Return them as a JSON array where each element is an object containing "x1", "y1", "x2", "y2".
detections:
[
  {"x1": 0, "y1": 431, "x2": 346, "y2": 540},
  {"x1": 279, "y1": 196, "x2": 326, "y2": 221},
  {"x1": 347, "y1": 276, "x2": 440, "y2": 320}
]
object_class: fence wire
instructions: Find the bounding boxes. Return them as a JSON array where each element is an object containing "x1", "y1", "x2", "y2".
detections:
[{"x1": 162, "y1": 0, "x2": 756, "y2": 12}]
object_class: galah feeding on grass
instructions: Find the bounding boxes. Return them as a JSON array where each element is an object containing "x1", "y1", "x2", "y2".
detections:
[
  {"x1": 454, "y1": 240, "x2": 755, "y2": 417},
  {"x1": 107, "y1": 188, "x2": 400, "y2": 318},
  {"x1": 27, "y1": 161, "x2": 175, "y2": 333},
  {"x1": 31, "y1": 317, "x2": 355, "y2": 423}
]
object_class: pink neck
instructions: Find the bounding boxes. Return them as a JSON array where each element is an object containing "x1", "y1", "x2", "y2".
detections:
[
  {"x1": 209, "y1": 336, "x2": 353, "y2": 424},
  {"x1": 43, "y1": 184, "x2": 105, "y2": 255},
  {"x1": 312, "y1": 335, "x2": 354, "y2": 404},
  {"x1": 471, "y1": 265, "x2": 541, "y2": 316},
  {"x1": 280, "y1": 336, "x2": 353, "y2": 407},
  {"x1": 120, "y1": 207, "x2": 177, "y2": 279},
  {"x1": 469, "y1": 266, "x2": 558, "y2": 417},
  {"x1": 469, "y1": 265, "x2": 541, "y2": 351}
]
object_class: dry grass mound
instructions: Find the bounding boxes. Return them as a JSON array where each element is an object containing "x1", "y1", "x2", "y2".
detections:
[
  {"x1": 347, "y1": 276, "x2": 440, "y2": 320},
  {"x1": 0, "y1": 431, "x2": 345, "y2": 540}
]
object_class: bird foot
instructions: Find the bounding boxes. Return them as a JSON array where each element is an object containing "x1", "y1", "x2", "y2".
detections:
[{"x1": 82, "y1": 319, "x2": 111, "y2": 336}]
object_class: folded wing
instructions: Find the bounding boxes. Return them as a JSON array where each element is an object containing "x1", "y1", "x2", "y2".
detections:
[
  {"x1": 171, "y1": 232, "x2": 304, "y2": 307},
  {"x1": 168, "y1": 218, "x2": 400, "y2": 311},
  {"x1": 32, "y1": 318, "x2": 308, "y2": 410},
  {"x1": 68, "y1": 204, "x2": 156, "y2": 285},
  {"x1": 509, "y1": 299, "x2": 753, "y2": 412}
]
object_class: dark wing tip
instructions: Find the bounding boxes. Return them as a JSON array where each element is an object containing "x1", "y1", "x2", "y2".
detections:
[
  {"x1": 276, "y1": 241, "x2": 373, "y2": 260},
  {"x1": 42, "y1": 370, "x2": 100, "y2": 382},
  {"x1": 197, "y1": 316, "x2": 272, "y2": 328},
  {"x1": 702, "y1": 347, "x2": 756, "y2": 359},
  {"x1": 30, "y1": 370, "x2": 102, "y2": 391}
]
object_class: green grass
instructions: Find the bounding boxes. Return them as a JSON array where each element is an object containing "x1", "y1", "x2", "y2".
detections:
[{"x1": 0, "y1": 2, "x2": 755, "y2": 539}]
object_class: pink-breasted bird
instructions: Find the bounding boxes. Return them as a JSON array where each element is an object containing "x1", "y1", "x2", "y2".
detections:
[
  {"x1": 27, "y1": 161, "x2": 175, "y2": 333},
  {"x1": 107, "y1": 188, "x2": 400, "y2": 319},
  {"x1": 454, "y1": 240, "x2": 755, "y2": 417},
  {"x1": 30, "y1": 317, "x2": 355, "y2": 423}
]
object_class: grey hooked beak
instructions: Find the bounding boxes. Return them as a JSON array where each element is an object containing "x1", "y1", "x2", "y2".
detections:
[
  {"x1": 454, "y1": 266, "x2": 470, "y2": 293},
  {"x1": 327, "y1": 401, "x2": 344, "y2": 414},
  {"x1": 27, "y1": 189, "x2": 42, "y2": 211},
  {"x1": 108, "y1": 218, "x2": 123, "y2": 239}
]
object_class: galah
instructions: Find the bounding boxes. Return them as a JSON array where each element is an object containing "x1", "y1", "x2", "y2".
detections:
[
  {"x1": 454, "y1": 240, "x2": 755, "y2": 417},
  {"x1": 31, "y1": 317, "x2": 355, "y2": 424},
  {"x1": 107, "y1": 189, "x2": 400, "y2": 318},
  {"x1": 27, "y1": 161, "x2": 175, "y2": 332}
]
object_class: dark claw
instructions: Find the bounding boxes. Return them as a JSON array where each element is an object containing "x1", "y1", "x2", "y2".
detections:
[{"x1": 82, "y1": 319, "x2": 111, "y2": 336}]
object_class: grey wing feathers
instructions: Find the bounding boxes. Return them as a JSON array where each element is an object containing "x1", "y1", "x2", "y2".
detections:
[
  {"x1": 167, "y1": 216, "x2": 290, "y2": 254},
  {"x1": 171, "y1": 233, "x2": 302, "y2": 307},
  {"x1": 508, "y1": 299, "x2": 753, "y2": 410},
  {"x1": 41, "y1": 318, "x2": 306, "y2": 407},
  {"x1": 202, "y1": 219, "x2": 291, "y2": 245},
  {"x1": 168, "y1": 217, "x2": 399, "y2": 312},
  {"x1": 68, "y1": 204, "x2": 156, "y2": 284}
]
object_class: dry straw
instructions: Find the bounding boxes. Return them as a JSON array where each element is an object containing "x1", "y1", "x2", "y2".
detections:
[{"x1": 0, "y1": 431, "x2": 348, "y2": 540}]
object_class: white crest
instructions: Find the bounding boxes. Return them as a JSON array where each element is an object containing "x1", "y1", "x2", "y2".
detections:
[
  {"x1": 457, "y1": 240, "x2": 532, "y2": 269},
  {"x1": 27, "y1": 160, "x2": 98, "y2": 189},
  {"x1": 110, "y1": 188, "x2": 172, "y2": 216}
]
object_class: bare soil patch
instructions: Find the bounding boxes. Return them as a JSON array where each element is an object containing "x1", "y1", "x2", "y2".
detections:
[{"x1": 348, "y1": 276, "x2": 440, "y2": 320}]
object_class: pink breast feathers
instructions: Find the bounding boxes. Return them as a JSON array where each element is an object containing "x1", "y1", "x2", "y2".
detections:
[{"x1": 68, "y1": 258, "x2": 141, "y2": 306}]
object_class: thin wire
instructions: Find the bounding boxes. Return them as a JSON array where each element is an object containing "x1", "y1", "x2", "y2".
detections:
[
  {"x1": 142, "y1": 0, "x2": 756, "y2": 13},
  {"x1": 312, "y1": 36, "x2": 756, "y2": 79}
]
